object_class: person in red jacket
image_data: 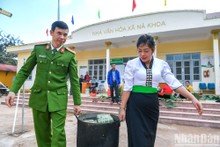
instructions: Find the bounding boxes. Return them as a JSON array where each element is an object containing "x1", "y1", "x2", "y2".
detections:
[
  {"x1": 84, "y1": 71, "x2": 90, "y2": 83},
  {"x1": 158, "y1": 84, "x2": 173, "y2": 98}
]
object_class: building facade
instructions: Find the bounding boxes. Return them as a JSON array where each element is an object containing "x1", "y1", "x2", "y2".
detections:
[
  {"x1": 7, "y1": 10, "x2": 220, "y2": 94},
  {"x1": 0, "y1": 63, "x2": 16, "y2": 88}
]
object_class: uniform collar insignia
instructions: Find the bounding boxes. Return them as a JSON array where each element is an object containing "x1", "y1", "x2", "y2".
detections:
[
  {"x1": 46, "y1": 44, "x2": 50, "y2": 50},
  {"x1": 46, "y1": 43, "x2": 65, "y2": 54},
  {"x1": 60, "y1": 47, "x2": 65, "y2": 54}
]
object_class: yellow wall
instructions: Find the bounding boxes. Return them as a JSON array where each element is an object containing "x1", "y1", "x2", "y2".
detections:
[
  {"x1": 0, "y1": 71, "x2": 16, "y2": 88},
  {"x1": 16, "y1": 39, "x2": 219, "y2": 69},
  {"x1": 17, "y1": 52, "x2": 31, "y2": 71},
  {"x1": 0, "y1": 51, "x2": 31, "y2": 89},
  {"x1": 76, "y1": 49, "x2": 106, "y2": 67},
  {"x1": 76, "y1": 46, "x2": 137, "y2": 64},
  {"x1": 110, "y1": 46, "x2": 137, "y2": 57},
  {"x1": 76, "y1": 39, "x2": 219, "y2": 92},
  {"x1": 76, "y1": 39, "x2": 218, "y2": 63},
  {"x1": 14, "y1": 38, "x2": 219, "y2": 91},
  {"x1": 157, "y1": 39, "x2": 215, "y2": 59}
]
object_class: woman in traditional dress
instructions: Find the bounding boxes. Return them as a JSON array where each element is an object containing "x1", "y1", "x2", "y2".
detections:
[{"x1": 119, "y1": 34, "x2": 203, "y2": 147}]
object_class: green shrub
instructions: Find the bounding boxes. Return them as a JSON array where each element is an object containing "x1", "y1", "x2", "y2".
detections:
[
  {"x1": 160, "y1": 96, "x2": 177, "y2": 108},
  {"x1": 199, "y1": 95, "x2": 220, "y2": 100}
]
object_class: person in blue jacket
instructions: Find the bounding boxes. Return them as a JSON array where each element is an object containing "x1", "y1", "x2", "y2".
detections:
[{"x1": 107, "y1": 64, "x2": 121, "y2": 104}]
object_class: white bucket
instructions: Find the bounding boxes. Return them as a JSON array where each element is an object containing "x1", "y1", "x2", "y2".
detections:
[{"x1": 85, "y1": 88, "x2": 90, "y2": 94}]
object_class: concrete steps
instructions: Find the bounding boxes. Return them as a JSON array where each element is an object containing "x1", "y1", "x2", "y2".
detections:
[
  {"x1": 160, "y1": 100, "x2": 220, "y2": 109},
  {"x1": 159, "y1": 101, "x2": 220, "y2": 128},
  {"x1": 160, "y1": 107, "x2": 220, "y2": 114},
  {"x1": 68, "y1": 97, "x2": 120, "y2": 115},
  {"x1": 159, "y1": 116, "x2": 220, "y2": 128},
  {"x1": 160, "y1": 111, "x2": 220, "y2": 120},
  {"x1": 1, "y1": 93, "x2": 220, "y2": 128}
]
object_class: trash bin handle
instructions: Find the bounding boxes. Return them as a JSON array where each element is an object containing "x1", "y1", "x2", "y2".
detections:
[{"x1": 74, "y1": 114, "x2": 79, "y2": 120}]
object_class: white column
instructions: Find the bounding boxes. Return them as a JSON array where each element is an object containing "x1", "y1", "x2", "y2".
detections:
[
  {"x1": 153, "y1": 36, "x2": 158, "y2": 57},
  {"x1": 105, "y1": 42, "x2": 112, "y2": 91},
  {"x1": 211, "y1": 30, "x2": 220, "y2": 95}
]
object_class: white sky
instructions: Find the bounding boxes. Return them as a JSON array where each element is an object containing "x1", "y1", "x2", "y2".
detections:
[{"x1": 1, "y1": 0, "x2": 219, "y2": 44}]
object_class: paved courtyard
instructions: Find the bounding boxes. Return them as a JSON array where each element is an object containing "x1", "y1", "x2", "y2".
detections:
[{"x1": 0, "y1": 97, "x2": 220, "y2": 147}]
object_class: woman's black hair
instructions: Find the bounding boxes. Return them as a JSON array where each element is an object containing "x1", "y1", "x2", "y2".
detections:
[
  {"x1": 51, "y1": 21, "x2": 69, "y2": 31},
  {"x1": 136, "y1": 34, "x2": 155, "y2": 49}
]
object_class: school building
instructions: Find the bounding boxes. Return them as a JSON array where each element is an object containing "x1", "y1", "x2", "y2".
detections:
[{"x1": 7, "y1": 10, "x2": 220, "y2": 95}]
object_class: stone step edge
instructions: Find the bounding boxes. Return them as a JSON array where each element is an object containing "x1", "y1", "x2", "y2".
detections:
[
  {"x1": 2, "y1": 101, "x2": 220, "y2": 113},
  {"x1": 71, "y1": 104, "x2": 120, "y2": 110},
  {"x1": 160, "y1": 100, "x2": 220, "y2": 105},
  {"x1": 14, "y1": 97, "x2": 220, "y2": 104},
  {"x1": 5, "y1": 102, "x2": 220, "y2": 118},
  {"x1": 67, "y1": 107, "x2": 118, "y2": 115},
  {"x1": 160, "y1": 111, "x2": 220, "y2": 117},
  {"x1": 13, "y1": 98, "x2": 112, "y2": 104},
  {"x1": 80, "y1": 99, "x2": 111, "y2": 103},
  {"x1": 0, "y1": 101, "x2": 120, "y2": 110},
  {"x1": 161, "y1": 106, "x2": 220, "y2": 111},
  {"x1": 67, "y1": 107, "x2": 220, "y2": 124},
  {"x1": 4, "y1": 100, "x2": 119, "y2": 109},
  {"x1": 159, "y1": 116, "x2": 220, "y2": 123},
  {"x1": 13, "y1": 94, "x2": 220, "y2": 103},
  {"x1": 10, "y1": 99, "x2": 220, "y2": 111},
  {"x1": 2, "y1": 101, "x2": 220, "y2": 124}
]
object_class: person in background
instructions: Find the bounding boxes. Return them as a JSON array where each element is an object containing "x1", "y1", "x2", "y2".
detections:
[
  {"x1": 90, "y1": 76, "x2": 98, "y2": 88},
  {"x1": 107, "y1": 64, "x2": 121, "y2": 104},
  {"x1": 119, "y1": 34, "x2": 203, "y2": 147},
  {"x1": 89, "y1": 76, "x2": 98, "y2": 93},
  {"x1": 84, "y1": 71, "x2": 90, "y2": 83},
  {"x1": 180, "y1": 80, "x2": 194, "y2": 98},
  {"x1": 186, "y1": 80, "x2": 194, "y2": 93},
  {"x1": 5, "y1": 21, "x2": 81, "y2": 147},
  {"x1": 79, "y1": 75, "x2": 84, "y2": 93},
  {"x1": 158, "y1": 84, "x2": 173, "y2": 99}
]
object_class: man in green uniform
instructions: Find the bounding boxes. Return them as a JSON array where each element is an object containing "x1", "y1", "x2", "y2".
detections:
[{"x1": 5, "y1": 21, "x2": 81, "y2": 147}]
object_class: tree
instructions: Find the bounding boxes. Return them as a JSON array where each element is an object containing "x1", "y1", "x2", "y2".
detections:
[{"x1": 0, "y1": 30, "x2": 23, "y2": 65}]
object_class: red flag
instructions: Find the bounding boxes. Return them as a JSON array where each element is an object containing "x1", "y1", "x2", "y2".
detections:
[
  {"x1": 46, "y1": 28, "x2": 49, "y2": 36},
  {"x1": 132, "y1": 0, "x2": 136, "y2": 12}
]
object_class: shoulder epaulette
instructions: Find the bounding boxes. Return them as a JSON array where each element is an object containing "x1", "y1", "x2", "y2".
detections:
[
  {"x1": 66, "y1": 47, "x2": 76, "y2": 54},
  {"x1": 35, "y1": 42, "x2": 49, "y2": 46}
]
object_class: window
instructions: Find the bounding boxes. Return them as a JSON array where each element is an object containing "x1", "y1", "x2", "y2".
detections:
[
  {"x1": 166, "y1": 53, "x2": 201, "y2": 83},
  {"x1": 88, "y1": 59, "x2": 106, "y2": 80},
  {"x1": 88, "y1": 57, "x2": 136, "y2": 81}
]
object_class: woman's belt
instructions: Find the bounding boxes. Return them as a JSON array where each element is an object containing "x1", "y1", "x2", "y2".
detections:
[{"x1": 132, "y1": 85, "x2": 158, "y2": 94}]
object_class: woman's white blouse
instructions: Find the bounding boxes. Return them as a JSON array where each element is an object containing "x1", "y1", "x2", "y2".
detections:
[{"x1": 123, "y1": 57, "x2": 182, "y2": 91}]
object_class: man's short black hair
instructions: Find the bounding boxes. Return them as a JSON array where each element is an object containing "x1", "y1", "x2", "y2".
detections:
[{"x1": 51, "y1": 21, "x2": 69, "y2": 31}]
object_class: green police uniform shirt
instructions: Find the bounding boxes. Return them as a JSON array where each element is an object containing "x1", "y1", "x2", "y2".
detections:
[{"x1": 10, "y1": 43, "x2": 81, "y2": 112}]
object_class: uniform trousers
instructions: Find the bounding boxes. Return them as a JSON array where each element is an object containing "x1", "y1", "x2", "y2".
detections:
[{"x1": 32, "y1": 108, "x2": 67, "y2": 147}]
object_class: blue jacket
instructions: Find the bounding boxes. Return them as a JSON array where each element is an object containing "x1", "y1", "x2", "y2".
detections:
[{"x1": 107, "y1": 69, "x2": 121, "y2": 86}]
